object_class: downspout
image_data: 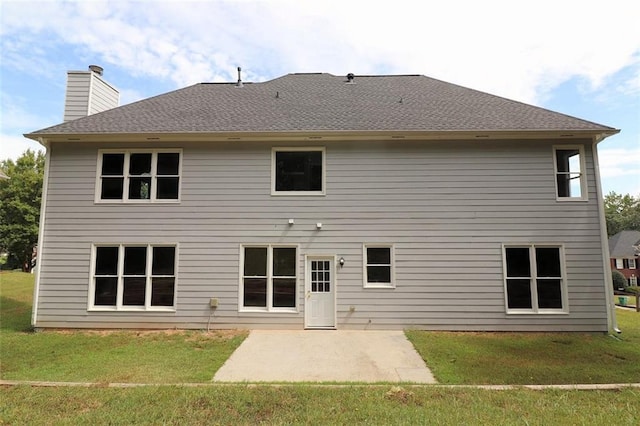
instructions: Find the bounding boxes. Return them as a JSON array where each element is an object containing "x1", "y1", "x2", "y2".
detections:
[
  {"x1": 592, "y1": 136, "x2": 620, "y2": 333},
  {"x1": 31, "y1": 138, "x2": 50, "y2": 328}
]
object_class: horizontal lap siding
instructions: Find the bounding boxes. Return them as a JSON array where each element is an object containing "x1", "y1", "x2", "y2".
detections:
[{"x1": 35, "y1": 140, "x2": 608, "y2": 331}]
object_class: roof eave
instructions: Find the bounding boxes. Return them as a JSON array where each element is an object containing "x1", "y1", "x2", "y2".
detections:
[{"x1": 24, "y1": 128, "x2": 620, "y2": 143}]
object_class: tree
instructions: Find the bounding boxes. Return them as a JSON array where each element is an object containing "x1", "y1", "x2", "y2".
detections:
[
  {"x1": 604, "y1": 191, "x2": 640, "y2": 237},
  {"x1": 0, "y1": 149, "x2": 45, "y2": 272}
]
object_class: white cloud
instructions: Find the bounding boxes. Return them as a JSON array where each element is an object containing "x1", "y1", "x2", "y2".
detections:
[
  {"x1": 2, "y1": 0, "x2": 639, "y2": 104},
  {"x1": 598, "y1": 146, "x2": 640, "y2": 179},
  {"x1": 0, "y1": 134, "x2": 45, "y2": 161}
]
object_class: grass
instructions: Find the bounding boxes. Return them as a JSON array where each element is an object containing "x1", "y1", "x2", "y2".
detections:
[
  {"x1": 2, "y1": 385, "x2": 639, "y2": 425},
  {"x1": 2, "y1": 271, "x2": 640, "y2": 424},
  {"x1": 1, "y1": 272, "x2": 247, "y2": 383},
  {"x1": 407, "y1": 310, "x2": 640, "y2": 385}
]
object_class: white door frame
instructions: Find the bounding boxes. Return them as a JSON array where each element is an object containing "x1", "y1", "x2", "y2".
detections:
[{"x1": 304, "y1": 255, "x2": 337, "y2": 329}]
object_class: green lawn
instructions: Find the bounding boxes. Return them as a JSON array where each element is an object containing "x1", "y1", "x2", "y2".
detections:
[
  {"x1": 0, "y1": 272, "x2": 247, "y2": 383},
  {"x1": 2, "y1": 385, "x2": 639, "y2": 425},
  {"x1": 407, "y1": 310, "x2": 640, "y2": 385},
  {"x1": 2, "y1": 271, "x2": 640, "y2": 424}
]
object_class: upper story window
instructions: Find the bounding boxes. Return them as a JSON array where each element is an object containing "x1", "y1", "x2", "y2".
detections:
[
  {"x1": 272, "y1": 147, "x2": 325, "y2": 195},
  {"x1": 97, "y1": 150, "x2": 181, "y2": 202},
  {"x1": 363, "y1": 245, "x2": 395, "y2": 288},
  {"x1": 503, "y1": 244, "x2": 567, "y2": 314},
  {"x1": 628, "y1": 258, "x2": 637, "y2": 269},
  {"x1": 553, "y1": 146, "x2": 586, "y2": 201},
  {"x1": 90, "y1": 244, "x2": 177, "y2": 311}
]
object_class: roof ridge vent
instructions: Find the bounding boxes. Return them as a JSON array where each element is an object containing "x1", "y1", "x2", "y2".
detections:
[{"x1": 236, "y1": 67, "x2": 243, "y2": 88}]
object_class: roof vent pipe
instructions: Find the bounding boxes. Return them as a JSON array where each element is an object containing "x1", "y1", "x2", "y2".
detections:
[
  {"x1": 346, "y1": 73, "x2": 354, "y2": 83},
  {"x1": 236, "y1": 67, "x2": 243, "y2": 88},
  {"x1": 88, "y1": 65, "x2": 104, "y2": 76}
]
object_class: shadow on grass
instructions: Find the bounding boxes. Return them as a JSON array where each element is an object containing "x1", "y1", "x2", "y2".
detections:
[{"x1": 0, "y1": 295, "x2": 33, "y2": 332}]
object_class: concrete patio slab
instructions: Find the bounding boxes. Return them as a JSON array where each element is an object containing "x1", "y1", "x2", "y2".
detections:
[{"x1": 213, "y1": 330, "x2": 436, "y2": 383}]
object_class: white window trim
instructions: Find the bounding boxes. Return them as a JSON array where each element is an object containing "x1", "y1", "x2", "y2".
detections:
[
  {"x1": 363, "y1": 244, "x2": 396, "y2": 289},
  {"x1": 628, "y1": 258, "x2": 637, "y2": 269},
  {"x1": 615, "y1": 258, "x2": 624, "y2": 269},
  {"x1": 502, "y1": 243, "x2": 569, "y2": 315},
  {"x1": 271, "y1": 147, "x2": 326, "y2": 196},
  {"x1": 238, "y1": 244, "x2": 300, "y2": 313},
  {"x1": 88, "y1": 243, "x2": 178, "y2": 312},
  {"x1": 95, "y1": 149, "x2": 182, "y2": 203},
  {"x1": 553, "y1": 145, "x2": 588, "y2": 202}
]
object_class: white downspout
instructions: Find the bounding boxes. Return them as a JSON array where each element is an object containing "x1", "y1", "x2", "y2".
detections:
[
  {"x1": 592, "y1": 137, "x2": 620, "y2": 333},
  {"x1": 31, "y1": 138, "x2": 50, "y2": 327}
]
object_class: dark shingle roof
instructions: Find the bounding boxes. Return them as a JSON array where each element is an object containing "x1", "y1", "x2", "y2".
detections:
[
  {"x1": 609, "y1": 230, "x2": 640, "y2": 258},
  {"x1": 27, "y1": 73, "x2": 617, "y2": 136}
]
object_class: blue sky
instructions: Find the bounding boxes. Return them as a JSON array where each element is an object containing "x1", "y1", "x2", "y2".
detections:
[{"x1": 1, "y1": 0, "x2": 638, "y2": 195}]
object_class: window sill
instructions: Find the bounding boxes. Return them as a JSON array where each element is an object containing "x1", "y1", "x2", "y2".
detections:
[
  {"x1": 555, "y1": 197, "x2": 588, "y2": 202},
  {"x1": 88, "y1": 307, "x2": 176, "y2": 313},
  {"x1": 363, "y1": 283, "x2": 395, "y2": 289},
  {"x1": 239, "y1": 308, "x2": 299, "y2": 314},
  {"x1": 506, "y1": 310, "x2": 569, "y2": 315},
  {"x1": 270, "y1": 192, "x2": 325, "y2": 197},
  {"x1": 94, "y1": 200, "x2": 181, "y2": 204}
]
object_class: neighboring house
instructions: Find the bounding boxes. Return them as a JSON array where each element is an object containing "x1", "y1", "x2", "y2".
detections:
[
  {"x1": 608, "y1": 230, "x2": 640, "y2": 287},
  {"x1": 26, "y1": 67, "x2": 620, "y2": 332}
]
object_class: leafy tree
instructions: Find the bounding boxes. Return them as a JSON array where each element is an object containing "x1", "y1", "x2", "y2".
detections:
[
  {"x1": 0, "y1": 149, "x2": 45, "y2": 271},
  {"x1": 604, "y1": 191, "x2": 640, "y2": 236},
  {"x1": 612, "y1": 270, "x2": 627, "y2": 291}
]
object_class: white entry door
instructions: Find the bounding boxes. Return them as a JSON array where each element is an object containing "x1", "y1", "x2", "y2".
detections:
[{"x1": 305, "y1": 257, "x2": 336, "y2": 328}]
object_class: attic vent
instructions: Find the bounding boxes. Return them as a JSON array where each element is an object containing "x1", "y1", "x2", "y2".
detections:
[
  {"x1": 346, "y1": 73, "x2": 355, "y2": 83},
  {"x1": 236, "y1": 66, "x2": 243, "y2": 88}
]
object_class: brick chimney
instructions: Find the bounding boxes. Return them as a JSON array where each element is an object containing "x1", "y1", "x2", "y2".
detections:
[{"x1": 63, "y1": 65, "x2": 119, "y2": 122}]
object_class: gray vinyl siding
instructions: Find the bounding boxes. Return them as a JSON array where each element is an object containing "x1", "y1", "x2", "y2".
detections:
[
  {"x1": 63, "y1": 72, "x2": 118, "y2": 122},
  {"x1": 35, "y1": 139, "x2": 609, "y2": 331}
]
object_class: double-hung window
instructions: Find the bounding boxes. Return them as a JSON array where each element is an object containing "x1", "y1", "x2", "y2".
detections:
[
  {"x1": 91, "y1": 244, "x2": 177, "y2": 310},
  {"x1": 272, "y1": 147, "x2": 325, "y2": 195},
  {"x1": 503, "y1": 244, "x2": 567, "y2": 313},
  {"x1": 363, "y1": 245, "x2": 395, "y2": 288},
  {"x1": 615, "y1": 258, "x2": 624, "y2": 269},
  {"x1": 553, "y1": 146, "x2": 586, "y2": 200},
  {"x1": 241, "y1": 245, "x2": 297, "y2": 311},
  {"x1": 628, "y1": 258, "x2": 637, "y2": 269},
  {"x1": 97, "y1": 150, "x2": 181, "y2": 202}
]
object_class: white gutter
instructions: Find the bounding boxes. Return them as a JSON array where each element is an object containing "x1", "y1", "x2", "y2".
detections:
[
  {"x1": 31, "y1": 138, "x2": 50, "y2": 327},
  {"x1": 592, "y1": 137, "x2": 620, "y2": 333}
]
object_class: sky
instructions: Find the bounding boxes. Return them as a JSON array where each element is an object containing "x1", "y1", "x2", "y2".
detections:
[{"x1": 1, "y1": 0, "x2": 639, "y2": 195}]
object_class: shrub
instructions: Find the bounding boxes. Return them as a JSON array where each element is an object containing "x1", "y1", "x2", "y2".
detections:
[
  {"x1": 624, "y1": 286, "x2": 639, "y2": 295},
  {"x1": 612, "y1": 270, "x2": 627, "y2": 291}
]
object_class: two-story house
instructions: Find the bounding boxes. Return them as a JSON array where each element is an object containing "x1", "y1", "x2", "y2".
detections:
[
  {"x1": 609, "y1": 230, "x2": 640, "y2": 287},
  {"x1": 26, "y1": 67, "x2": 620, "y2": 332}
]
